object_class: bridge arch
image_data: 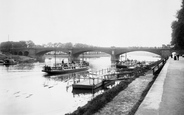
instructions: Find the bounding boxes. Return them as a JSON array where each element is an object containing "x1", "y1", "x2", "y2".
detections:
[
  {"x1": 117, "y1": 51, "x2": 161, "y2": 61},
  {"x1": 114, "y1": 49, "x2": 164, "y2": 61},
  {"x1": 24, "y1": 51, "x2": 29, "y2": 56},
  {"x1": 14, "y1": 52, "x2": 18, "y2": 55},
  {"x1": 18, "y1": 51, "x2": 23, "y2": 55},
  {"x1": 115, "y1": 49, "x2": 162, "y2": 56},
  {"x1": 117, "y1": 51, "x2": 161, "y2": 57},
  {"x1": 36, "y1": 50, "x2": 69, "y2": 56},
  {"x1": 71, "y1": 49, "x2": 112, "y2": 61}
]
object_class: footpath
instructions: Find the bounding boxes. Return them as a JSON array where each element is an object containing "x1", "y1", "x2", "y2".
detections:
[{"x1": 135, "y1": 57, "x2": 184, "y2": 115}]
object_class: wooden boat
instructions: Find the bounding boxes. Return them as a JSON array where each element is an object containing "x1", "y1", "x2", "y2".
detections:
[
  {"x1": 42, "y1": 61, "x2": 89, "y2": 75},
  {"x1": 3, "y1": 58, "x2": 17, "y2": 65},
  {"x1": 42, "y1": 66, "x2": 89, "y2": 75},
  {"x1": 43, "y1": 49, "x2": 89, "y2": 75},
  {"x1": 116, "y1": 60, "x2": 137, "y2": 69},
  {"x1": 116, "y1": 64, "x2": 128, "y2": 69},
  {"x1": 0, "y1": 60, "x2": 4, "y2": 65},
  {"x1": 72, "y1": 73, "x2": 117, "y2": 90},
  {"x1": 72, "y1": 78, "x2": 115, "y2": 90}
]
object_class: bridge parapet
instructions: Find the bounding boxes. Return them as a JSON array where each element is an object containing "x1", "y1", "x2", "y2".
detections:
[{"x1": 8, "y1": 47, "x2": 172, "y2": 62}]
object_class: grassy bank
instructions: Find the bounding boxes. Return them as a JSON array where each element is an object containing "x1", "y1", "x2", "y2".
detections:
[
  {"x1": 127, "y1": 74, "x2": 158, "y2": 115},
  {"x1": 65, "y1": 61, "x2": 160, "y2": 115},
  {"x1": 0, "y1": 54, "x2": 36, "y2": 63}
]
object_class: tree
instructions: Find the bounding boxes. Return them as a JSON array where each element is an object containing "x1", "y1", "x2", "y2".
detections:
[
  {"x1": 19, "y1": 41, "x2": 27, "y2": 48},
  {"x1": 0, "y1": 41, "x2": 29, "y2": 53},
  {"x1": 171, "y1": 0, "x2": 184, "y2": 49},
  {"x1": 0, "y1": 41, "x2": 13, "y2": 52},
  {"x1": 47, "y1": 42, "x2": 54, "y2": 47},
  {"x1": 73, "y1": 43, "x2": 89, "y2": 48},
  {"x1": 57, "y1": 42, "x2": 64, "y2": 48},
  {"x1": 26, "y1": 40, "x2": 35, "y2": 48},
  {"x1": 64, "y1": 42, "x2": 73, "y2": 49}
]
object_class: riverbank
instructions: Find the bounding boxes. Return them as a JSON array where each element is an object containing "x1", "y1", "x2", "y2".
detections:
[
  {"x1": 65, "y1": 60, "x2": 162, "y2": 115},
  {"x1": 94, "y1": 70, "x2": 156, "y2": 115},
  {"x1": 0, "y1": 54, "x2": 36, "y2": 63}
]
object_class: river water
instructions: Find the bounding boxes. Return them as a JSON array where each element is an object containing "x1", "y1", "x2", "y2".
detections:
[{"x1": 0, "y1": 52, "x2": 160, "y2": 115}]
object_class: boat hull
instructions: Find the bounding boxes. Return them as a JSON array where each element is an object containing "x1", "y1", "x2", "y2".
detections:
[
  {"x1": 116, "y1": 64, "x2": 128, "y2": 69},
  {"x1": 42, "y1": 67, "x2": 88, "y2": 75},
  {"x1": 72, "y1": 80, "x2": 115, "y2": 90}
]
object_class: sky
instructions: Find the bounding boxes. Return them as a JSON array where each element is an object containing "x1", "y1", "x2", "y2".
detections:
[{"x1": 0, "y1": 0, "x2": 182, "y2": 47}]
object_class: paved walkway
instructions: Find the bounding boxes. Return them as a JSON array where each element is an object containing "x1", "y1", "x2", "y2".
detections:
[{"x1": 135, "y1": 57, "x2": 184, "y2": 115}]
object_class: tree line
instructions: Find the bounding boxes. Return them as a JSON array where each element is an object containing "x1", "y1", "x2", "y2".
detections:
[
  {"x1": 171, "y1": 0, "x2": 184, "y2": 49},
  {"x1": 0, "y1": 40, "x2": 96, "y2": 52}
]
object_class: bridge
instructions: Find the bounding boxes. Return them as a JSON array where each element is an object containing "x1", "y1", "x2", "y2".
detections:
[{"x1": 9, "y1": 47, "x2": 173, "y2": 62}]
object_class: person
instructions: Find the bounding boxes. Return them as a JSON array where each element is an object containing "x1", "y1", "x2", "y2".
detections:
[
  {"x1": 62, "y1": 59, "x2": 64, "y2": 64},
  {"x1": 174, "y1": 55, "x2": 177, "y2": 60},
  {"x1": 177, "y1": 54, "x2": 179, "y2": 60}
]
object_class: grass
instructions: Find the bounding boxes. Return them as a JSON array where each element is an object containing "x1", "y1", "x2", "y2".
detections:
[
  {"x1": 0, "y1": 54, "x2": 35, "y2": 63},
  {"x1": 128, "y1": 73, "x2": 158, "y2": 115}
]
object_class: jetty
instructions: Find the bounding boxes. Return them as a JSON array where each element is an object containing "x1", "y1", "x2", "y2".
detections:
[{"x1": 72, "y1": 68, "x2": 117, "y2": 90}]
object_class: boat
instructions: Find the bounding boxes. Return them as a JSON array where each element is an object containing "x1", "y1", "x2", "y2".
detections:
[
  {"x1": 0, "y1": 60, "x2": 4, "y2": 65},
  {"x1": 3, "y1": 58, "x2": 18, "y2": 65},
  {"x1": 43, "y1": 48, "x2": 89, "y2": 75},
  {"x1": 116, "y1": 64, "x2": 128, "y2": 69},
  {"x1": 115, "y1": 60, "x2": 130, "y2": 69},
  {"x1": 42, "y1": 61, "x2": 89, "y2": 75}
]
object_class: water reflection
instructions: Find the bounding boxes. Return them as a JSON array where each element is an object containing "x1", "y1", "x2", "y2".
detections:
[
  {"x1": 43, "y1": 71, "x2": 89, "y2": 82},
  {"x1": 1, "y1": 63, "x2": 35, "y2": 72}
]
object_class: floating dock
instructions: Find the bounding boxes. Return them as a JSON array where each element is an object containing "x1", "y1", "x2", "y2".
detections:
[
  {"x1": 72, "y1": 78, "x2": 115, "y2": 90},
  {"x1": 72, "y1": 69, "x2": 117, "y2": 90}
]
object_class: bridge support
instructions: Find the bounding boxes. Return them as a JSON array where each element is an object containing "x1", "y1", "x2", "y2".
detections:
[
  {"x1": 35, "y1": 55, "x2": 45, "y2": 62},
  {"x1": 160, "y1": 50, "x2": 172, "y2": 58},
  {"x1": 111, "y1": 54, "x2": 119, "y2": 63},
  {"x1": 69, "y1": 55, "x2": 80, "y2": 62},
  {"x1": 68, "y1": 51, "x2": 80, "y2": 62}
]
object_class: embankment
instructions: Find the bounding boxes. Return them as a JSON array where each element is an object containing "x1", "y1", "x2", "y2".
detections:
[
  {"x1": 0, "y1": 54, "x2": 36, "y2": 63},
  {"x1": 65, "y1": 60, "x2": 165, "y2": 115}
]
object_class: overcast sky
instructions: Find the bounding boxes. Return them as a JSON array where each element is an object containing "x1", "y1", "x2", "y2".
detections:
[{"x1": 0, "y1": 0, "x2": 182, "y2": 47}]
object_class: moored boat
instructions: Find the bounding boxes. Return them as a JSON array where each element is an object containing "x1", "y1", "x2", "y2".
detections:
[
  {"x1": 3, "y1": 58, "x2": 18, "y2": 65},
  {"x1": 42, "y1": 61, "x2": 89, "y2": 75},
  {"x1": 0, "y1": 60, "x2": 4, "y2": 65},
  {"x1": 42, "y1": 66, "x2": 89, "y2": 75}
]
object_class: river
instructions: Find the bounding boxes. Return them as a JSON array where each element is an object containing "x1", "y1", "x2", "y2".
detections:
[{"x1": 0, "y1": 52, "x2": 160, "y2": 115}]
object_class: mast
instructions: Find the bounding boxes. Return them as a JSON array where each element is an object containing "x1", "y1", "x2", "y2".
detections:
[
  {"x1": 125, "y1": 53, "x2": 127, "y2": 61},
  {"x1": 82, "y1": 53, "x2": 84, "y2": 61},
  {"x1": 55, "y1": 49, "x2": 56, "y2": 68}
]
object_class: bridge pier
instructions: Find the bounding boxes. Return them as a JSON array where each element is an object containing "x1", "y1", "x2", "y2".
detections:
[
  {"x1": 160, "y1": 50, "x2": 172, "y2": 58},
  {"x1": 34, "y1": 55, "x2": 45, "y2": 62},
  {"x1": 111, "y1": 54, "x2": 119, "y2": 63},
  {"x1": 69, "y1": 55, "x2": 80, "y2": 62},
  {"x1": 68, "y1": 52, "x2": 80, "y2": 62}
]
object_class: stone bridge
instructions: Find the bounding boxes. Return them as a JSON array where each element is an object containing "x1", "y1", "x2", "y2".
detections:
[{"x1": 10, "y1": 47, "x2": 172, "y2": 62}]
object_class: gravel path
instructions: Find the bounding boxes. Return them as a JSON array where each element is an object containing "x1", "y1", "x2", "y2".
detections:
[{"x1": 94, "y1": 71, "x2": 154, "y2": 115}]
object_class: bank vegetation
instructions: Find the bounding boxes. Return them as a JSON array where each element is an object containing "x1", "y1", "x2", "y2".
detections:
[{"x1": 66, "y1": 60, "x2": 165, "y2": 115}]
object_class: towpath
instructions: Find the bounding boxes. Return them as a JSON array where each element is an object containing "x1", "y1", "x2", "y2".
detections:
[
  {"x1": 135, "y1": 57, "x2": 184, "y2": 115},
  {"x1": 94, "y1": 57, "x2": 184, "y2": 115}
]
